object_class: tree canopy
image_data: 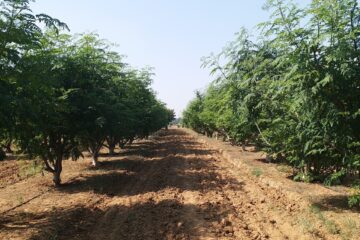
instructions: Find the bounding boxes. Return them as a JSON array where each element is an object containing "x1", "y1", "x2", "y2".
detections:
[
  {"x1": 0, "y1": 0, "x2": 174, "y2": 185},
  {"x1": 183, "y1": 0, "x2": 360, "y2": 185}
]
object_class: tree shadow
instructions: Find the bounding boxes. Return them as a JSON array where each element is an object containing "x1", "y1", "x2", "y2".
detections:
[
  {"x1": 1, "y1": 199, "x2": 236, "y2": 240},
  {"x1": 1, "y1": 155, "x2": 17, "y2": 161},
  {"x1": 114, "y1": 142, "x2": 157, "y2": 158},
  {"x1": 60, "y1": 154, "x2": 243, "y2": 197},
  {"x1": 311, "y1": 195, "x2": 360, "y2": 213},
  {"x1": 58, "y1": 128, "x2": 244, "y2": 196},
  {"x1": 254, "y1": 158, "x2": 270, "y2": 164},
  {"x1": 1, "y1": 129, "x2": 243, "y2": 239},
  {"x1": 99, "y1": 129, "x2": 218, "y2": 158},
  {"x1": 0, "y1": 205, "x2": 101, "y2": 240},
  {"x1": 0, "y1": 153, "x2": 29, "y2": 162}
]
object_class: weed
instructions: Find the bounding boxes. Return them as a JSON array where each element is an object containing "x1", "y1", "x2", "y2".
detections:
[
  {"x1": 348, "y1": 185, "x2": 360, "y2": 208},
  {"x1": 276, "y1": 165, "x2": 292, "y2": 174},
  {"x1": 18, "y1": 158, "x2": 43, "y2": 179},
  {"x1": 17, "y1": 195, "x2": 24, "y2": 205},
  {"x1": 309, "y1": 204, "x2": 321, "y2": 214},
  {"x1": 325, "y1": 219, "x2": 339, "y2": 234},
  {"x1": 251, "y1": 168, "x2": 262, "y2": 177},
  {"x1": 298, "y1": 217, "x2": 316, "y2": 234},
  {"x1": 269, "y1": 204, "x2": 282, "y2": 212},
  {"x1": 340, "y1": 218, "x2": 358, "y2": 240},
  {"x1": 309, "y1": 204, "x2": 339, "y2": 235}
]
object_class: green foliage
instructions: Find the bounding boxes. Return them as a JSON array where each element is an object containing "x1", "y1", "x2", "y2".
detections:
[
  {"x1": 0, "y1": 0, "x2": 67, "y2": 163},
  {"x1": 0, "y1": 1, "x2": 173, "y2": 185},
  {"x1": 183, "y1": 0, "x2": 360, "y2": 183}
]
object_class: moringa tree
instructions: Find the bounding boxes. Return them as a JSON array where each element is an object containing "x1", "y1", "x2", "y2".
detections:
[
  {"x1": 0, "y1": 0, "x2": 68, "y2": 159},
  {"x1": 183, "y1": 0, "x2": 360, "y2": 184}
]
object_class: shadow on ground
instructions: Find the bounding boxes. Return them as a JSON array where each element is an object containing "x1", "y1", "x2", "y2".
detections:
[
  {"x1": 312, "y1": 195, "x2": 360, "y2": 213},
  {"x1": 61, "y1": 155, "x2": 243, "y2": 197},
  {"x1": 0, "y1": 129, "x2": 243, "y2": 240},
  {"x1": 0, "y1": 199, "x2": 234, "y2": 240}
]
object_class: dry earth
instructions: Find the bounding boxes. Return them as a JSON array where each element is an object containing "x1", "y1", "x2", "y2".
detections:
[{"x1": 0, "y1": 128, "x2": 359, "y2": 240}]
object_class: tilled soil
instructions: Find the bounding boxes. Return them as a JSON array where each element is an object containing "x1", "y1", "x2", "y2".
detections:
[{"x1": 0, "y1": 129, "x2": 359, "y2": 240}]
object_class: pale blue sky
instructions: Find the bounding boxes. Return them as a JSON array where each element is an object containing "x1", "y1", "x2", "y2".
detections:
[{"x1": 31, "y1": 1, "x2": 272, "y2": 117}]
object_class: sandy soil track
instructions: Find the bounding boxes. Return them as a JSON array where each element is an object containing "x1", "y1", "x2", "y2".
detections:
[{"x1": 0, "y1": 129, "x2": 359, "y2": 240}]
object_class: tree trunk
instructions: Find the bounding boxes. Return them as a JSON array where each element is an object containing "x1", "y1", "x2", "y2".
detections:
[
  {"x1": 89, "y1": 140, "x2": 104, "y2": 167},
  {"x1": 266, "y1": 154, "x2": 273, "y2": 163},
  {"x1": 5, "y1": 140, "x2": 12, "y2": 153},
  {"x1": 106, "y1": 137, "x2": 117, "y2": 155},
  {"x1": 91, "y1": 153, "x2": 98, "y2": 167},
  {"x1": 303, "y1": 160, "x2": 310, "y2": 177},
  {"x1": 53, "y1": 170, "x2": 61, "y2": 187},
  {"x1": 119, "y1": 140, "x2": 127, "y2": 149},
  {"x1": 108, "y1": 142, "x2": 115, "y2": 155},
  {"x1": 242, "y1": 143, "x2": 246, "y2": 151},
  {"x1": 53, "y1": 157, "x2": 62, "y2": 187}
]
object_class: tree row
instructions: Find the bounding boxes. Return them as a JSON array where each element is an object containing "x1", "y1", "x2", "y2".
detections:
[
  {"x1": 0, "y1": 0, "x2": 174, "y2": 186},
  {"x1": 183, "y1": 0, "x2": 360, "y2": 186}
]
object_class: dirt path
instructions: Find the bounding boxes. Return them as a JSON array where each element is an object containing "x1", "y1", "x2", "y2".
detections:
[{"x1": 0, "y1": 129, "x2": 359, "y2": 240}]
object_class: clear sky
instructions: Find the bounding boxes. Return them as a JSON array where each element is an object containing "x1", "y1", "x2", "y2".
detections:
[{"x1": 31, "y1": 0, "x2": 272, "y2": 117}]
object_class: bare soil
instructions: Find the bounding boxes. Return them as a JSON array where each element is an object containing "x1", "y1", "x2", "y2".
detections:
[{"x1": 0, "y1": 128, "x2": 359, "y2": 240}]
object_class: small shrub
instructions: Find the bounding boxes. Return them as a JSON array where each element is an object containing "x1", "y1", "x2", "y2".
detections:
[
  {"x1": 324, "y1": 170, "x2": 346, "y2": 186},
  {"x1": 294, "y1": 172, "x2": 315, "y2": 183}
]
